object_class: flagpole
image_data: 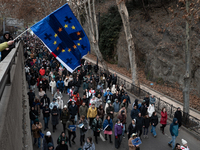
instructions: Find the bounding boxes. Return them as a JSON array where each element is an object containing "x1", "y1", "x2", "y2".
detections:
[{"x1": 13, "y1": 28, "x2": 30, "y2": 41}]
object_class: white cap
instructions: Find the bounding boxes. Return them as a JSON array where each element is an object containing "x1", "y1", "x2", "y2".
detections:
[
  {"x1": 107, "y1": 88, "x2": 110, "y2": 91},
  {"x1": 182, "y1": 139, "x2": 187, "y2": 145},
  {"x1": 64, "y1": 105, "x2": 67, "y2": 108},
  {"x1": 46, "y1": 131, "x2": 51, "y2": 136},
  {"x1": 132, "y1": 133, "x2": 137, "y2": 137}
]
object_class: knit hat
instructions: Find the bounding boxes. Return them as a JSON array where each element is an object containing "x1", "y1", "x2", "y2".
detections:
[
  {"x1": 48, "y1": 142, "x2": 53, "y2": 148},
  {"x1": 34, "y1": 118, "x2": 39, "y2": 123},
  {"x1": 64, "y1": 105, "x2": 67, "y2": 108},
  {"x1": 182, "y1": 139, "x2": 187, "y2": 145},
  {"x1": 115, "y1": 99, "x2": 118, "y2": 102},
  {"x1": 53, "y1": 98, "x2": 56, "y2": 101},
  {"x1": 107, "y1": 100, "x2": 111, "y2": 104},
  {"x1": 46, "y1": 131, "x2": 51, "y2": 136}
]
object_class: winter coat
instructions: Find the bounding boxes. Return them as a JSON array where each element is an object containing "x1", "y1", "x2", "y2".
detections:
[
  {"x1": 140, "y1": 104, "x2": 147, "y2": 116},
  {"x1": 0, "y1": 42, "x2": 9, "y2": 52},
  {"x1": 51, "y1": 109, "x2": 59, "y2": 126},
  {"x1": 29, "y1": 109, "x2": 38, "y2": 121},
  {"x1": 103, "y1": 119, "x2": 113, "y2": 131},
  {"x1": 56, "y1": 100, "x2": 63, "y2": 109},
  {"x1": 147, "y1": 105, "x2": 155, "y2": 117},
  {"x1": 103, "y1": 91, "x2": 113, "y2": 102},
  {"x1": 55, "y1": 144, "x2": 68, "y2": 150},
  {"x1": 92, "y1": 118, "x2": 103, "y2": 132},
  {"x1": 61, "y1": 109, "x2": 70, "y2": 124},
  {"x1": 106, "y1": 106, "x2": 114, "y2": 119},
  {"x1": 79, "y1": 119, "x2": 88, "y2": 135},
  {"x1": 130, "y1": 109, "x2": 139, "y2": 119},
  {"x1": 66, "y1": 120, "x2": 75, "y2": 132},
  {"x1": 79, "y1": 105, "x2": 88, "y2": 117},
  {"x1": 160, "y1": 111, "x2": 168, "y2": 125},
  {"x1": 170, "y1": 118, "x2": 179, "y2": 137},
  {"x1": 114, "y1": 123, "x2": 123, "y2": 136},
  {"x1": 43, "y1": 107, "x2": 50, "y2": 118},
  {"x1": 118, "y1": 114, "x2": 126, "y2": 124},
  {"x1": 121, "y1": 95, "x2": 131, "y2": 104},
  {"x1": 83, "y1": 142, "x2": 95, "y2": 150},
  {"x1": 95, "y1": 97, "x2": 102, "y2": 108},
  {"x1": 136, "y1": 116, "x2": 144, "y2": 130},
  {"x1": 87, "y1": 107, "x2": 97, "y2": 118},
  {"x1": 57, "y1": 80, "x2": 64, "y2": 90},
  {"x1": 40, "y1": 96, "x2": 50, "y2": 107},
  {"x1": 54, "y1": 92, "x2": 63, "y2": 99},
  {"x1": 32, "y1": 122, "x2": 42, "y2": 138},
  {"x1": 113, "y1": 102, "x2": 120, "y2": 112},
  {"x1": 128, "y1": 123, "x2": 137, "y2": 139},
  {"x1": 97, "y1": 108, "x2": 105, "y2": 119},
  {"x1": 128, "y1": 137, "x2": 136, "y2": 150},
  {"x1": 151, "y1": 115, "x2": 158, "y2": 127},
  {"x1": 180, "y1": 146, "x2": 189, "y2": 150},
  {"x1": 144, "y1": 97, "x2": 150, "y2": 107},
  {"x1": 150, "y1": 97, "x2": 156, "y2": 104},
  {"x1": 174, "y1": 110, "x2": 182, "y2": 127},
  {"x1": 49, "y1": 102, "x2": 59, "y2": 110},
  {"x1": 68, "y1": 104, "x2": 78, "y2": 116},
  {"x1": 43, "y1": 136, "x2": 54, "y2": 150},
  {"x1": 49, "y1": 81, "x2": 56, "y2": 88},
  {"x1": 143, "y1": 117, "x2": 150, "y2": 128}
]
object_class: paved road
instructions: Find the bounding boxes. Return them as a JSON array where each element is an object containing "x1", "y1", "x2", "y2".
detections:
[{"x1": 32, "y1": 82, "x2": 200, "y2": 150}]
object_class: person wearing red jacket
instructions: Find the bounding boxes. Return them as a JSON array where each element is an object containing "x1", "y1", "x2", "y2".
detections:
[
  {"x1": 160, "y1": 107, "x2": 168, "y2": 134},
  {"x1": 39, "y1": 67, "x2": 45, "y2": 76},
  {"x1": 73, "y1": 91, "x2": 80, "y2": 102}
]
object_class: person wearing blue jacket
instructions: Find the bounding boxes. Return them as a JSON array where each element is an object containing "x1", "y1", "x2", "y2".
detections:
[
  {"x1": 56, "y1": 78, "x2": 64, "y2": 93},
  {"x1": 168, "y1": 118, "x2": 179, "y2": 150},
  {"x1": 103, "y1": 88, "x2": 113, "y2": 102},
  {"x1": 103, "y1": 115, "x2": 113, "y2": 143},
  {"x1": 112, "y1": 99, "x2": 120, "y2": 118},
  {"x1": 121, "y1": 92, "x2": 131, "y2": 105}
]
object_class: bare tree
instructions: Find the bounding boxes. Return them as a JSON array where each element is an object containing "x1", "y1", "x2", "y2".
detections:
[{"x1": 116, "y1": 0, "x2": 138, "y2": 85}]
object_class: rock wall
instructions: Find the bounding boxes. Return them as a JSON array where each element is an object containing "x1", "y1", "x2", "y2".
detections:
[{"x1": 116, "y1": 2, "x2": 200, "y2": 93}]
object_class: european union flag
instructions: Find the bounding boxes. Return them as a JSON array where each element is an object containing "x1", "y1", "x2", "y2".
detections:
[{"x1": 30, "y1": 3, "x2": 90, "y2": 73}]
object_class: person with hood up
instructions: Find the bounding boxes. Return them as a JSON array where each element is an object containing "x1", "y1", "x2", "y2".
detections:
[
  {"x1": 168, "y1": 118, "x2": 179, "y2": 149},
  {"x1": 49, "y1": 98, "x2": 59, "y2": 110},
  {"x1": 32, "y1": 118, "x2": 42, "y2": 148},
  {"x1": 113, "y1": 99, "x2": 120, "y2": 118},
  {"x1": 83, "y1": 137, "x2": 95, "y2": 150},
  {"x1": 49, "y1": 78, "x2": 56, "y2": 96},
  {"x1": 181, "y1": 139, "x2": 189, "y2": 150},
  {"x1": 114, "y1": 119, "x2": 123, "y2": 149},
  {"x1": 117, "y1": 110, "x2": 126, "y2": 138},
  {"x1": 66, "y1": 116, "x2": 76, "y2": 147},
  {"x1": 41, "y1": 94, "x2": 50, "y2": 109},
  {"x1": 174, "y1": 107, "x2": 182, "y2": 128},
  {"x1": 47, "y1": 142, "x2": 54, "y2": 150},
  {"x1": 103, "y1": 88, "x2": 113, "y2": 103},
  {"x1": 43, "y1": 104, "x2": 51, "y2": 131},
  {"x1": 151, "y1": 111, "x2": 158, "y2": 138},
  {"x1": 0, "y1": 32, "x2": 15, "y2": 60},
  {"x1": 51, "y1": 106, "x2": 59, "y2": 132},
  {"x1": 57, "y1": 131, "x2": 69, "y2": 145},
  {"x1": 55, "y1": 139, "x2": 68, "y2": 150},
  {"x1": 127, "y1": 119, "x2": 137, "y2": 139},
  {"x1": 61, "y1": 105, "x2": 70, "y2": 133},
  {"x1": 103, "y1": 115, "x2": 113, "y2": 143},
  {"x1": 147, "y1": 103, "x2": 155, "y2": 118},
  {"x1": 43, "y1": 131, "x2": 54, "y2": 150},
  {"x1": 79, "y1": 115, "x2": 88, "y2": 146}
]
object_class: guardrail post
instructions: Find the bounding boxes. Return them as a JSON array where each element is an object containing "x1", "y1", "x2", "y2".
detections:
[
  {"x1": 170, "y1": 104, "x2": 173, "y2": 118},
  {"x1": 158, "y1": 98, "x2": 160, "y2": 111}
]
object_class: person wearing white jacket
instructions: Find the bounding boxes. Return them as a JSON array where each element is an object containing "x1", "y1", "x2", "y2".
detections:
[
  {"x1": 147, "y1": 103, "x2": 155, "y2": 117},
  {"x1": 181, "y1": 139, "x2": 190, "y2": 150},
  {"x1": 111, "y1": 84, "x2": 117, "y2": 94},
  {"x1": 56, "y1": 96, "x2": 63, "y2": 118},
  {"x1": 49, "y1": 78, "x2": 56, "y2": 96}
]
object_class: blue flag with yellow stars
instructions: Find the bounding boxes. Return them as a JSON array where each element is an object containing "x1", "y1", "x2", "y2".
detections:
[{"x1": 30, "y1": 3, "x2": 90, "y2": 73}]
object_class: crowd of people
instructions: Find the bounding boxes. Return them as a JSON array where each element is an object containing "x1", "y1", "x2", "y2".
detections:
[{"x1": 23, "y1": 34, "x2": 189, "y2": 150}]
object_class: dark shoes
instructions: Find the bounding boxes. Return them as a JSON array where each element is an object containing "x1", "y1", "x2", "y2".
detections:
[{"x1": 168, "y1": 143, "x2": 172, "y2": 147}]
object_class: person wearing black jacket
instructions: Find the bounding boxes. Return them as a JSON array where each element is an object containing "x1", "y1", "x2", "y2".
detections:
[
  {"x1": 143, "y1": 95, "x2": 150, "y2": 107},
  {"x1": 106, "y1": 103, "x2": 114, "y2": 119},
  {"x1": 68, "y1": 101, "x2": 78, "y2": 124},
  {"x1": 43, "y1": 104, "x2": 51, "y2": 130},
  {"x1": 140, "y1": 101, "x2": 147, "y2": 117},
  {"x1": 29, "y1": 106, "x2": 38, "y2": 130},
  {"x1": 30, "y1": 76, "x2": 37, "y2": 92},
  {"x1": 127, "y1": 119, "x2": 137, "y2": 139},
  {"x1": 74, "y1": 76, "x2": 81, "y2": 92},
  {"x1": 40, "y1": 94, "x2": 50, "y2": 108},
  {"x1": 151, "y1": 111, "x2": 158, "y2": 138},
  {"x1": 136, "y1": 113, "x2": 143, "y2": 138},
  {"x1": 174, "y1": 107, "x2": 182, "y2": 128},
  {"x1": 143, "y1": 114, "x2": 150, "y2": 138},
  {"x1": 0, "y1": 32, "x2": 15, "y2": 61},
  {"x1": 27, "y1": 89, "x2": 35, "y2": 107}
]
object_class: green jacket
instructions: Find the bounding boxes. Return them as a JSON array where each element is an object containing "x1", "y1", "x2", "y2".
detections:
[
  {"x1": 61, "y1": 109, "x2": 70, "y2": 124},
  {"x1": 0, "y1": 42, "x2": 8, "y2": 52},
  {"x1": 92, "y1": 118, "x2": 103, "y2": 132}
]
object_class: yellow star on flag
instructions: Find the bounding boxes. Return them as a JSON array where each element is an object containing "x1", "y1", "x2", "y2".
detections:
[
  {"x1": 79, "y1": 38, "x2": 82, "y2": 41},
  {"x1": 53, "y1": 41, "x2": 57, "y2": 45},
  {"x1": 62, "y1": 49, "x2": 65, "y2": 52},
  {"x1": 68, "y1": 48, "x2": 71, "y2": 52},
  {"x1": 71, "y1": 26, "x2": 75, "y2": 30},
  {"x1": 54, "y1": 33, "x2": 58, "y2": 38},
  {"x1": 77, "y1": 43, "x2": 80, "y2": 46},
  {"x1": 64, "y1": 24, "x2": 68, "y2": 28}
]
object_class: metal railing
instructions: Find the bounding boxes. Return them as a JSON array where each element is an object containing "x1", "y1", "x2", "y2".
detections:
[{"x1": 87, "y1": 59, "x2": 200, "y2": 137}]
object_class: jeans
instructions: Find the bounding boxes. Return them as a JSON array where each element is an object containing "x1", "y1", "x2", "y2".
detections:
[
  {"x1": 44, "y1": 117, "x2": 49, "y2": 129},
  {"x1": 168, "y1": 135, "x2": 176, "y2": 149},
  {"x1": 151, "y1": 125, "x2": 157, "y2": 136},
  {"x1": 34, "y1": 137, "x2": 41, "y2": 148},
  {"x1": 115, "y1": 134, "x2": 122, "y2": 149},
  {"x1": 143, "y1": 127, "x2": 149, "y2": 135},
  {"x1": 122, "y1": 124, "x2": 125, "y2": 136},
  {"x1": 68, "y1": 131, "x2": 76, "y2": 146}
]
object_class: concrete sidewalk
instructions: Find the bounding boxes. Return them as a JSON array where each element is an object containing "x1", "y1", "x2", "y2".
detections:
[{"x1": 84, "y1": 56, "x2": 200, "y2": 119}]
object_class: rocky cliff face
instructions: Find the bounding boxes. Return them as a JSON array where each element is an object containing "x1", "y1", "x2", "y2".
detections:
[{"x1": 116, "y1": 2, "x2": 200, "y2": 94}]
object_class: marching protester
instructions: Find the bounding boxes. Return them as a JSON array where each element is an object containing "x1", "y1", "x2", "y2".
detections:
[
  {"x1": 160, "y1": 107, "x2": 168, "y2": 134},
  {"x1": 61, "y1": 105, "x2": 70, "y2": 133},
  {"x1": 168, "y1": 118, "x2": 179, "y2": 149},
  {"x1": 103, "y1": 115, "x2": 113, "y2": 143},
  {"x1": 43, "y1": 131, "x2": 54, "y2": 150},
  {"x1": 92, "y1": 114, "x2": 103, "y2": 144},
  {"x1": 83, "y1": 137, "x2": 95, "y2": 150}
]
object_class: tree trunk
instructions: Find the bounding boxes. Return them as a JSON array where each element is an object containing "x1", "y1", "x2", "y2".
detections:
[
  {"x1": 183, "y1": 0, "x2": 190, "y2": 124},
  {"x1": 116, "y1": 0, "x2": 138, "y2": 85}
]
